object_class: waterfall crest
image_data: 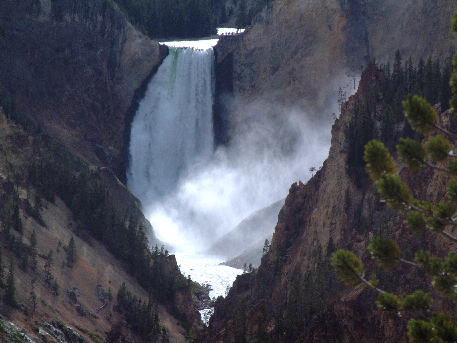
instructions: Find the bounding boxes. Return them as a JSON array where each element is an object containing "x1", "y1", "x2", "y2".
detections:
[{"x1": 127, "y1": 45, "x2": 215, "y2": 207}]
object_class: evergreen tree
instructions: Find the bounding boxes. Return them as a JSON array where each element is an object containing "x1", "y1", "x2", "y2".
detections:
[
  {"x1": 29, "y1": 287, "x2": 37, "y2": 315},
  {"x1": 416, "y1": 58, "x2": 425, "y2": 95},
  {"x1": 1, "y1": 183, "x2": 22, "y2": 235},
  {"x1": 441, "y1": 60, "x2": 453, "y2": 112},
  {"x1": 392, "y1": 50, "x2": 404, "y2": 89},
  {"x1": 116, "y1": 283, "x2": 162, "y2": 339},
  {"x1": 0, "y1": 248, "x2": 3, "y2": 286},
  {"x1": 236, "y1": 0, "x2": 248, "y2": 29},
  {"x1": 332, "y1": 14, "x2": 457, "y2": 341},
  {"x1": 5, "y1": 261, "x2": 17, "y2": 307},
  {"x1": 262, "y1": 239, "x2": 270, "y2": 255},
  {"x1": 30, "y1": 230, "x2": 37, "y2": 272},
  {"x1": 44, "y1": 249, "x2": 53, "y2": 285},
  {"x1": 112, "y1": 0, "x2": 216, "y2": 39},
  {"x1": 66, "y1": 236, "x2": 76, "y2": 268}
]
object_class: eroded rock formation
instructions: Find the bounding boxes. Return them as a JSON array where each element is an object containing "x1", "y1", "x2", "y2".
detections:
[
  {"x1": 206, "y1": 64, "x2": 454, "y2": 343},
  {"x1": 0, "y1": 0, "x2": 167, "y2": 180}
]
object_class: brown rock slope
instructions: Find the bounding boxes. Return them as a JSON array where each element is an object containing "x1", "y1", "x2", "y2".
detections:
[
  {"x1": 205, "y1": 65, "x2": 455, "y2": 342},
  {"x1": 215, "y1": 0, "x2": 457, "y2": 125},
  {"x1": 0, "y1": 0, "x2": 166, "y2": 180},
  {"x1": 0, "y1": 105, "x2": 201, "y2": 342}
]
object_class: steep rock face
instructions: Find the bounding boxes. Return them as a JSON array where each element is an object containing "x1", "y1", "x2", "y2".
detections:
[
  {"x1": 209, "y1": 200, "x2": 284, "y2": 268},
  {"x1": 0, "y1": 0, "x2": 166, "y2": 180},
  {"x1": 215, "y1": 0, "x2": 457, "y2": 129},
  {"x1": 206, "y1": 66, "x2": 453, "y2": 342},
  {"x1": 212, "y1": 0, "x2": 271, "y2": 28},
  {"x1": 0, "y1": 108, "x2": 201, "y2": 342}
]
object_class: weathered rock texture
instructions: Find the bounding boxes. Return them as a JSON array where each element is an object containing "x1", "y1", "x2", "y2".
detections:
[
  {"x1": 209, "y1": 200, "x2": 284, "y2": 268},
  {"x1": 213, "y1": 0, "x2": 271, "y2": 28},
  {"x1": 205, "y1": 65, "x2": 455, "y2": 342},
  {"x1": 0, "y1": 108, "x2": 201, "y2": 343},
  {"x1": 0, "y1": 2, "x2": 202, "y2": 341},
  {"x1": 215, "y1": 0, "x2": 457, "y2": 131},
  {"x1": 0, "y1": 0, "x2": 166, "y2": 180}
]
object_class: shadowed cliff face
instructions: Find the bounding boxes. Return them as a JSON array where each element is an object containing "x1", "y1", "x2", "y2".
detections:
[
  {"x1": 205, "y1": 65, "x2": 454, "y2": 343},
  {"x1": 0, "y1": 107, "x2": 201, "y2": 342},
  {"x1": 0, "y1": 0, "x2": 166, "y2": 180},
  {"x1": 214, "y1": 0, "x2": 457, "y2": 130}
]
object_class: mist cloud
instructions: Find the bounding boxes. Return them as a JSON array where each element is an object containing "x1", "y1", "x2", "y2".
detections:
[{"x1": 145, "y1": 96, "x2": 341, "y2": 255}]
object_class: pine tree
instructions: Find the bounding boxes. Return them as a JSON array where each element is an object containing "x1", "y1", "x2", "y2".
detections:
[
  {"x1": 29, "y1": 287, "x2": 37, "y2": 315},
  {"x1": 66, "y1": 236, "x2": 76, "y2": 268},
  {"x1": 236, "y1": 0, "x2": 248, "y2": 29},
  {"x1": 44, "y1": 249, "x2": 53, "y2": 285},
  {"x1": 0, "y1": 248, "x2": 3, "y2": 286},
  {"x1": 30, "y1": 230, "x2": 37, "y2": 272},
  {"x1": 332, "y1": 14, "x2": 457, "y2": 341},
  {"x1": 5, "y1": 261, "x2": 17, "y2": 307},
  {"x1": 263, "y1": 239, "x2": 270, "y2": 255}
]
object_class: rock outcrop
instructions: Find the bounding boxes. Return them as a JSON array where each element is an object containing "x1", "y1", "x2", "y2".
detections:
[
  {"x1": 0, "y1": 2, "x2": 202, "y2": 341},
  {"x1": 0, "y1": 107, "x2": 201, "y2": 343},
  {"x1": 208, "y1": 200, "x2": 284, "y2": 268},
  {"x1": 205, "y1": 64, "x2": 454, "y2": 342},
  {"x1": 0, "y1": 0, "x2": 167, "y2": 181},
  {"x1": 215, "y1": 0, "x2": 457, "y2": 133}
]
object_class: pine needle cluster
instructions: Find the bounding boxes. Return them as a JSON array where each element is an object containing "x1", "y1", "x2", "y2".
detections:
[{"x1": 332, "y1": 10, "x2": 457, "y2": 342}]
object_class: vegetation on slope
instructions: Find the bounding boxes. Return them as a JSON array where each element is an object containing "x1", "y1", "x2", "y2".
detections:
[
  {"x1": 206, "y1": 53, "x2": 455, "y2": 342},
  {"x1": 109, "y1": 0, "x2": 273, "y2": 39},
  {"x1": 332, "y1": 10, "x2": 457, "y2": 342},
  {"x1": 112, "y1": 0, "x2": 215, "y2": 38},
  {"x1": 0, "y1": 99, "x2": 195, "y2": 340},
  {"x1": 348, "y1": 51, "x2": 454, "y2": 188}
]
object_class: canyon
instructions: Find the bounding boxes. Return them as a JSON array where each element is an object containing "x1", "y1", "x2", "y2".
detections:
[{"x1": 1, "y1": 0, "x2": 457, "y2": 342}]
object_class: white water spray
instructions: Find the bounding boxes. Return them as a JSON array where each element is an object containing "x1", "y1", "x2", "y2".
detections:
[
  {"x1": 127, "y1": 35, "x2": 360, "y2": 324},
  {"x1": 127, "y1": 42, "x2": 216, "y2": 205},
  {"x1": 127, "y1": 40, "x2": 243, "y2": 324}
]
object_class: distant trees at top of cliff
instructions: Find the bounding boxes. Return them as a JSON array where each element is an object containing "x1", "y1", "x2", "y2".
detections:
[
  {"x1": 333, "y1": 12, "x2": 457, "y2": 342},
  {"x1": 111, "y1": 0, "x2": 274, "y2": 38},
  {"x1": 113, "y1": 0, "x2": 216, "y2": 39},
  {"x1": 347, "y1": 51, "x2": 454, "y2": 189}
]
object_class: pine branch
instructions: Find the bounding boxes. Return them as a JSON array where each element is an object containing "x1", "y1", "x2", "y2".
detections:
[
  {"x1": 434, "y1": 124, "x2": 457, "y2": 139},
  {"x1": 441, "y1": 230, "x2": 457, "y2": 243},
  {"x1": 359, "y1": 274, "x2": 386, "y2": 294},
  {"x1": 340, "y1": 257, "x2": 386, "y2": 294},
  {"x1": 424, "y1": 161, "x2": 451, "y2": 174},
  {"x1": 407, "y1": 204, "x2": 457, "y2": 243},
  {"x1": 399, "y1": 258, "x2": 419, "y2": 267}
]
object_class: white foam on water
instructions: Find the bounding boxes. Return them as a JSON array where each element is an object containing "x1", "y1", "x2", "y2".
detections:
[
  {"x1": 176, "y1": 253, "x2": 242, "y2": 325},
  {"x1": 217, "y1": 27, "x2": 245, "y2": 36}
]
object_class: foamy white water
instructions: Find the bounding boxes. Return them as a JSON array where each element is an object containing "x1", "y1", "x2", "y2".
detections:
[
  {"x1": 127, "y1": 42, "x2": 216, "y2": 205},
  {"x1": 162, "y1": 39, "x2": 219, "y2": 49},
  {"x1": 127, "y1": 37, "x2": 360, "y2": 324},
  {"x1": 217, "y1": 28, "x2": 245, "y2": 36},
  {"x1": 127, "y1": 40, "x2": 244, "y2": 323},
  {"x1": 176, "y1": 253, "x2": 242, "y2": 325},
  {"x1": 177, "y1": 254, "x2": 242, "y2": 299}
]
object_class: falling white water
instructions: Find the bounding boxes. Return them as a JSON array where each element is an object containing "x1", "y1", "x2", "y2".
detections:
[
  {"x1": 127, "y1": 37, "x2": 360, "y2": 324},
  {"x1": 127, "y1": 42, "x2": 216, "y2": 204},
  {"x1": 127, "y1": 39, "x2": 243, "y2": 324}
]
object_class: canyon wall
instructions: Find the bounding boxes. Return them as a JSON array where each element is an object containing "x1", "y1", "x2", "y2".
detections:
[
  {"x1": 0, "y1": 2, "x2": 202, "y2": 341},
  {"x1": 0, "y1": 0, "x2": 166, "y2": 180},
  {"x1": 210, "y1": 7, "x2": 457, "y2": 328},
  {"x1": 206, "y1": 63, "x2": 454, "y2": 343},
  {"x1": 215, "y1": 0, "x2": 457, "y2": 137}
]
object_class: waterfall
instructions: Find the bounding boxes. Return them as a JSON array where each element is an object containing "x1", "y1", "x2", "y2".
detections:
[
  {"x1": 125, "y1": 35, "x2": 343, "y2": 325},
  {"x1": 127, "y1": 45, "x2": 216, "y2": 208}
]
